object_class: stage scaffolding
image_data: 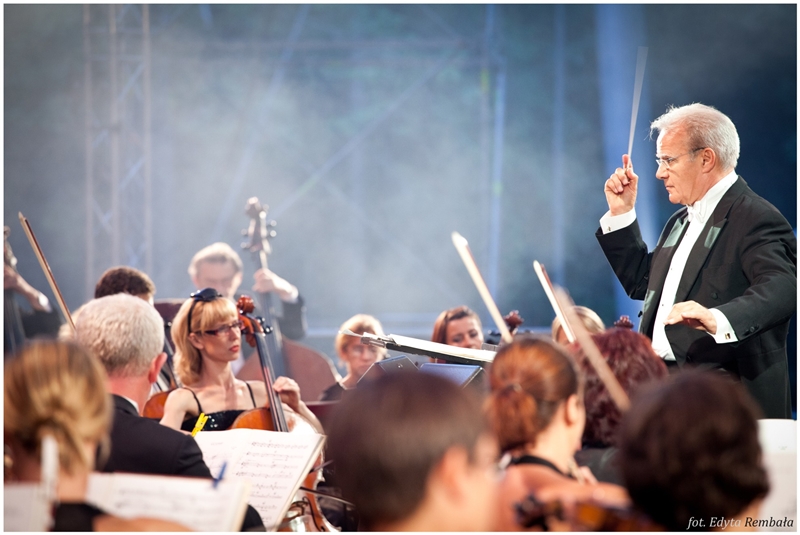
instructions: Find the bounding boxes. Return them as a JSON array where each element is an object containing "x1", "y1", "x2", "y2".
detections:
[{"x1": 82, "y1": 5, "x2": 506, "y2": 307}]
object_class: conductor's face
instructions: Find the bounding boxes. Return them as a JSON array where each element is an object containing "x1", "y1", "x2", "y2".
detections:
[{"x1": 655, "y1": 129, "x2": 705, "y2": 206}]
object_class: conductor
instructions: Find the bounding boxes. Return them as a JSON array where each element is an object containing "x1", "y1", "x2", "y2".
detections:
[{"x1": 596, "y1": 103, "x2": 796, "y2": 418}]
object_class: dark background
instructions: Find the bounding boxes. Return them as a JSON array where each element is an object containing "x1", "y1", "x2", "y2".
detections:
[{"x1": 4, "y1": 4, "x2": 796, "y2": 400}]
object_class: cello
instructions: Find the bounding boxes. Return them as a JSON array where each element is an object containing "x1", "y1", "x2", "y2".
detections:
[
  {"x1": 231, "y1": 295, "x2": 337, "y2": 532},
  {"x1": 236, "y1": 197, "x2": 340, "y2": 401}
]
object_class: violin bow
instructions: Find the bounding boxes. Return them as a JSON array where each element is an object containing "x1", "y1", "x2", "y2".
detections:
[
  {"x1": 18, "y1": 212, "x2": 75, "y2": 332},
  {"x1": 451, "y1": 232, "x2": 513, "y2": 344},
  {"x1": 556, "y1": 286, "x2": 630, "y2": 412},
  {"x1": 533, "y1": 260, "x2": 630, "y2": 412},
  {"x1": 533, "y1": 261, "x2": 575, "y2": 343}
]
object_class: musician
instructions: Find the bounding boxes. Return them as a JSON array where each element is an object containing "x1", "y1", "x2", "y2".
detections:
[
  {"x1": 326, "y1": 372, "x2": 499, "y2": 531},
  {"x1": 4, "y1": 340, "x2": 189, "y2": 531},
  {"x1": 619, "y1": 370, "x2": 769, "y2": 531},
  {"x1": 4, "y1": 227, "x2": 62, "y2": 355},
  {"x1": 159, "y1": 288, "x2": 321, "y2": 433},
  {"x1": 189, "y1": 242, "x2": 306, "y2": 341},
  {"x1": 597, "y1": 103, "x2": 796, "y2": 418},
  {"x1": 74, "y1": 294, "x2": 207, "y2": 476},
  {"x1": 571, "y1": 328, "x2": 667, "y2": 485},
  {"x1": 320, "y1": 313, "x2": 387, "y2": 401},
  {"x1": 550, "y1": 305, "x2": 605, "y2": 346},
  {"x1": 486, "y1": 336, "x2": 629, "y2": 531},
  {"x1": 76, "y1": 293, "x2": 267, "y2": 531},
  {"x1": 431, "y1": 305, "x2": 484, "y2": 349},
  {"x1": 93, "y1": 266, "x2": 176, "y2": 391}
]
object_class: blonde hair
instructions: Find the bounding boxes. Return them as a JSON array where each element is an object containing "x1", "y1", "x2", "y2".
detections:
[
  {"x1": 551, "y1": 306, "x2": 605, "y2": 342},
  {"x1": 172, "y1": 296, "x2": 238, "y2": 384},
  {"x1": 4, "y1": 340, "x2": 111, "y2": 475},
  {"x1": 335, "y1": 314, "x2": 386, "y2": 359},
  {"x1": 188, "y1": 242, "x2": 243, "y2": 278}
]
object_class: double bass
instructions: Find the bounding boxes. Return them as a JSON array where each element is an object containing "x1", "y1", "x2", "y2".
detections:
[
  {"x1": 235, "y1": 197, "x2": 340, "y2": 401},
  {"x1": 231, "y1": 295, "x2": 337, "y2": 532}
]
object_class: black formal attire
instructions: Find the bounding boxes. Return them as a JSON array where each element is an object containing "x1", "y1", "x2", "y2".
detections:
[
  {"x1": 597, "y1": 177, "x2": 796, "y2": 418},
  {"x1": 179, "y1": 384, "x2": 257, "y2": 432},
  {"x1": 319, "y1": 382, "x2": 345, "y2": 402},
  {"x1": 237, "y1": 292, "x2": 307, "y2": 341},
  {"x1": 52, "y1": 503, "x2": 106, "y2": 531},
  {"x1": 103, "y1": 395, "x2": 264, "y2": 531},
  {"x1": 102, "y1": 395, "x2": 212, "y2": 477}
]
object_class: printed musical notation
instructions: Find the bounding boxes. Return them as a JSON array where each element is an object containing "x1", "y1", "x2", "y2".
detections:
[
  {"x1": 194, "y1": 428, "x2": 325, "y2": 529},
  {"x1": 85, "y1": 472, "x2": 251, "y2": 532}
]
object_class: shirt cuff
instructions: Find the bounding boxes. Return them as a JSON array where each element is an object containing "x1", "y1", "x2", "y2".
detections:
[
  {"x1": 599, "y1": 209, "x2": 637, "y2": 234},
  {"x1": 708, "y1": 308, "x2": 737, "y2": 344}
]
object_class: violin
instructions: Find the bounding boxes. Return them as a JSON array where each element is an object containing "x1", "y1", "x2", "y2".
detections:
[
  {"x1": 231, "y1": 295, "x2": 336, "y2": 532},
  {"x1": 515, "y1": 493, "x2": 662, "y2": 531}
]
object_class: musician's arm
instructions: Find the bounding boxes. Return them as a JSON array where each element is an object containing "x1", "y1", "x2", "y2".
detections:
[
  {"x1": 4, "y1": 265, "x2": 52, "y2": 312},
  {"x1": 159, "y1": 389, "x2": 193, "y2": 432}
]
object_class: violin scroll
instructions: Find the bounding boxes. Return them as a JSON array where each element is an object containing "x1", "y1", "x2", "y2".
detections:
[
  {"x1": 503, "y1": 310, "x2": 524, "y2": 335},
  {"x1": 236, "y1": 295, "x2": 273, "y2": 348}
]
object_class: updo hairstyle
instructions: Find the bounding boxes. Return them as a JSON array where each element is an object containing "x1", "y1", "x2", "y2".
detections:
[{"x1": 486, "y1": 336, "x2": 581, "y2": 453}]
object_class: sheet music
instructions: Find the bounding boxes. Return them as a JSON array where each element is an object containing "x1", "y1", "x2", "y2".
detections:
[
  {"x1": 194, "y1": 428, "x2": 325, "y2": 530},
  {"x1": 4, "y1": 483, "x2": 51, "y2": 532},
  {"x1": 86, "y1": 472, "x2": 250, "y2": 532}
]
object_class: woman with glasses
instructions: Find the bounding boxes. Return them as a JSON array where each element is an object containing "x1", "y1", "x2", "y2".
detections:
[
  {"x1": 320, "y1": 314, "x2": 387, "y2": 401},
  {"x1": 159, "y1": 288, "x2": 320, "y2": 433}
]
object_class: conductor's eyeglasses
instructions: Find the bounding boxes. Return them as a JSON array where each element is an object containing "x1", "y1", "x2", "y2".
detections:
[
  {"x1": 655, "y1": 147, "x2": 704, "y2": 170},
  {"x1": 187, "y1": 287, "x2": 223, "y2": 334}
]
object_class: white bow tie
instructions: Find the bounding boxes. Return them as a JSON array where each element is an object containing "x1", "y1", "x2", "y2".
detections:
[{"x1": 686, "y1": 204, "x2": 701, "y2": 223}]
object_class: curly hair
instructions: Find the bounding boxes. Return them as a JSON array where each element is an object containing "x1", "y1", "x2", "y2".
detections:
[
  {"x1": 570, "y1": 328, "x2": 667, "y2": 447},
  {"x1": 619, "y1": 370, "x2": 768, "y2": 531},
  {"x1": 94, "y1": 266, "x2": 156, "y2": 299}
]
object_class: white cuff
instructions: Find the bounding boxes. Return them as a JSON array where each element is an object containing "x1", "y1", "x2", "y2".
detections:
[
  {"x1": 599, "y1": 209, "x2": 637, "y2": 234},
  {"x1": 708, "y1": 308, "x2": 737, "y2": 344},
  {"x1": 38, "y1": 293, "x2": 53, "y2": 313}
]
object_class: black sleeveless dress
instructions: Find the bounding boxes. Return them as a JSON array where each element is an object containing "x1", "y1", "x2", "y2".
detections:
[
  {"x1": 179, "y1": 384, "x2": 257, "y2": 432},
  {"x1": 508, "y1": 454, "x2": 575, "y2": 479},
  {"x1": 52, "y1": 502, "x2": 105, "y2": 531}
]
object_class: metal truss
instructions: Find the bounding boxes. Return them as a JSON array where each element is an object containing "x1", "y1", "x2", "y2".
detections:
[{"x1": 83, "y1": 4, "x2": 152, "y2": 298}]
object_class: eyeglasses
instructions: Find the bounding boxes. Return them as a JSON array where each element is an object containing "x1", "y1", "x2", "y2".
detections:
[
  {"x1": 345, "y1": 344, "x2": 383, "y2": 357},
  {"x1": 199, "y1": 320, "x2": 244, "y2": 337},
  {"x1": 655, "y1": 147, "x2": 704, "y2": 170},
  {"x1": 186, "y1": 287, "x2": 223, "y2": 334}
]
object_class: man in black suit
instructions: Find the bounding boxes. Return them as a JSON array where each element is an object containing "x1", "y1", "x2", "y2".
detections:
[
  {"x1": 77, "y1": 293, "x2": 264, "y2": 530},
  {"x1": 597, "y1": 103, "x2": 796, "y2": 418},
  {"x1": 75, "y1": 293, "x2": 212, "y2": 477}
]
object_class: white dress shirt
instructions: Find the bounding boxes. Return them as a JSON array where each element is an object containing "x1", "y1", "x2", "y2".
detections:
[{"x1": 600, "y1": 171, "x2": 739, "y2": 360}]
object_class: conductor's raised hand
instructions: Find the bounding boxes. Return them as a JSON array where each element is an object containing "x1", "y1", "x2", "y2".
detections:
[{"x1": 604, "y1": 154, "x2": 638, "y2": 216}]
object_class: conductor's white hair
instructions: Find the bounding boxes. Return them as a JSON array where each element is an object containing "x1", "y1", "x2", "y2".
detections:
[
  {"x1": 651, "y1": 103, "x2": 740, "y2": 171},
  {"x1": 75, "y1": 293, "x2": 164, "y2": 377}
]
